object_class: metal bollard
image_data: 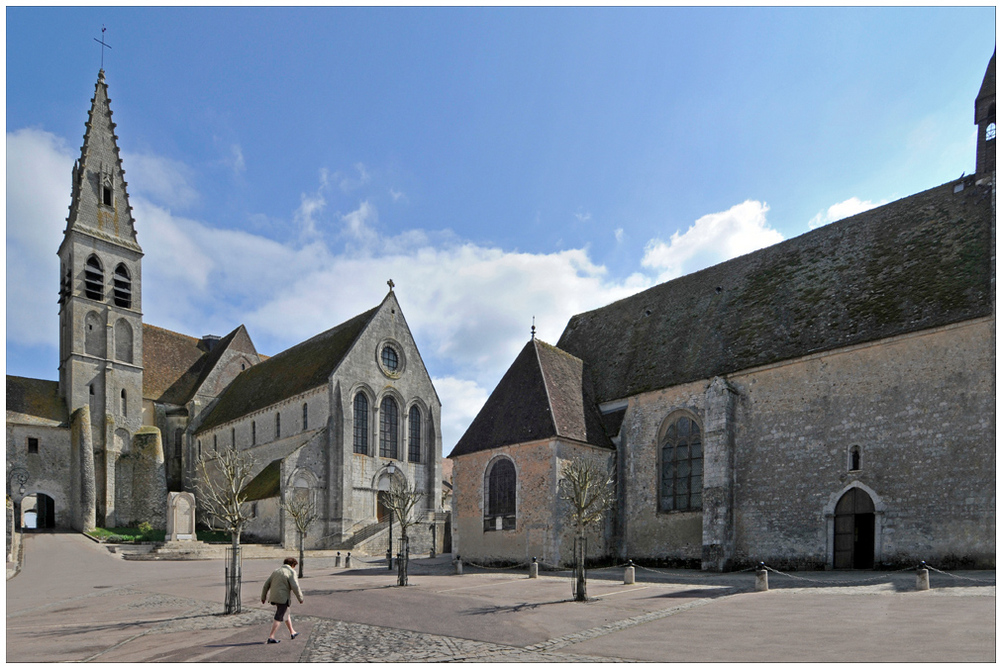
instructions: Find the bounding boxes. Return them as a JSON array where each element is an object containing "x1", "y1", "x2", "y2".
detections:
[
  {"x1": 916, "y1": 561, "x2": 930, "y2": 591},
  {"x1": 755, "y1": 562, "x2": 769, "y2": 592},
  {"x1": 335, "y1": 551, "x2": 341, "y2": 568},
  {"x1": 624, "y1": 559, "x2": 636, "y2": 585},
  {"x1": 455, "y1": 555, "x2": 463, "y2": 575},
  {"x1": 345, "y1": 552, "x2": 351, "y2": 568},
  {"x1": 529, "y1": 556, "x2": 538, "y2": 579}
]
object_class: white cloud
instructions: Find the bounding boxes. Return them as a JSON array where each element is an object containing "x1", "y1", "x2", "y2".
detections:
[
  {"x1": 614, "y1": 227, "x2": 624, "y2": 243},
  {"x1": 123, "y1": 151, "x2": 200, "y2": 210},
  {"x1": 575, "y1": 210, "x2": 591, "y2": 223},
  {"x1": 808, "y1": 196, "x2": 886, "y2": 230},
  {"x1": 338, "y1": 163, "x2": 370, "y2": 192},
  {"x1": 295, "y1": 169, "x2": 331, "y2": 237},
  {"x1": 230, "y1": 144, "x2": 246, "y2": 174},
  {"x1": 6, "y1": 129, "x2": 75, "y2": 347},
  {"x1": 641, "y1": 200, "x2": 784, "y2": 283},
  {"x1": 433, "y1": 376, "x2": 490, "y2": 455},
  {"x1": 389, "y1": 188, "x2": 407, "y2": 203}
]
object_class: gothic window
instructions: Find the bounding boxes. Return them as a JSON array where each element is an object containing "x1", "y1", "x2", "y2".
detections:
[
  {"x1": 485, "y1": 458, "x2": 516, "y2": 531},
  {"x1": 120, "y1": 389, "x2": 127, "y2": 417},
  {"x1": 197, "y1": 440, "x2": 202, "y2": 458},
  {"x1": 173, "y1": 429, "x2": 183, "y2": 459},
  {"x1": 85, "y1": 311, "x2": 105, "y2": 357},
  {"x1": 408, "y1": 406, "x2": 422, "y2": 463},
  {"x1": 252, "y1": 420, "x2": 256, "y2": 445},
  {"x1": 988, "y1": 122, "x2": 997, "y2": 142},
  {"x1": 659, "y1": 415, "x2": 703, "y2": 512},
  {"x1": 231, "y1": 427, "x2": 236, "y2": 449},
  {"x1": 101, "y1": 174, "x2": 113, "y2": 207},
  {"x1": 302, "y1": 403, "x2": 309, "y2": 431},
  {"x1": 353, "y1": 394, "x2": 369, "y2": 455},
  {"x1": 849, "y1": 446, "x2": 861, "y2": 471},
  {"x1": 213, "y1": 435, "x2": 218, "y2": 452},
  {"x1": 113, "y1": 264, "x2": 132, "y2": 308},
  {"x1": 275, "y1": 413, "x2": 281, "y2": 438},
  {"x1": 380, "y1": 397, "x2": 399, "y2": 459},
  {"x1": 114, "y1": 319, "x2": 133, "y2": 363},
  {"x1": 27, "y1": 437, "x2": 39, "y2": 454},
  {"x1": 84, "y1": 255, "x2": 104, "y2": 301}
]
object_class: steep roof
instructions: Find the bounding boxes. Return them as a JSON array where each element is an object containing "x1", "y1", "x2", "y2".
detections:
[
  {"x1": 143, "y1": 324, "x2": 257, "y2": 406},
  {"x1": 450, "y1": 339, "x2": 613, "y2": 457},
  {"x1": 6, "y1": 376, "x2": 68, "y2": 425},
  {"x1": 557, "y1": 178, "x2": 994, "y2": 403},
  {"x1": 195, "y1": 305, "x2": 379, "y2": 433},
  {"x1": 976, "y1": 49, "x2": 996, "y2": 118}
]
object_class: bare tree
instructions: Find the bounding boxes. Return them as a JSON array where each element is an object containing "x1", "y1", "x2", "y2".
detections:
[
  {"x1": 559, "y1": 457, "x2": 615, "y2": 602},
  {"x1": 281, "y1": 492, "x2": 317, "y2": 578},
  {"x1": 381, "y1": 475, "x2": 425, "y2": 586},
  {"x1": 196, "y1": 448, "x2": 256, "y2": 613}
]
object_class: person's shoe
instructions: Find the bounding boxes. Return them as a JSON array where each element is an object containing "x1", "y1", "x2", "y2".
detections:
[
  {"x1": 291, "y1": 633, "x2": 299, "y2": 640},
  {"x1": 267, "y1": 638, "x2": 280, "y2": 644}
]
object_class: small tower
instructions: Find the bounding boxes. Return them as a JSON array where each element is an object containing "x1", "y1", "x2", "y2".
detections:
[
  {"x1": 975, "y1": 50, "x2": 995, "y2": 179},
  {"x1": 57, "y1": 69, "x2": 144, "y2": 526}
]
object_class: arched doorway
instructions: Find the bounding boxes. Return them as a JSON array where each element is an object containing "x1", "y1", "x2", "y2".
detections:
[
  {"x1": 834, "y1": 487, "x2": 875, "y2": 569},
  {"x1": 377, "y1": 491, "x2": 390, "y2": 522},
  {"x1": 22, "y1": 493, "x2": 55, "y2": 530}
]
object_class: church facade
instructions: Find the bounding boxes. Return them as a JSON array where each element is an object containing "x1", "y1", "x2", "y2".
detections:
[
  {"x1": 6, "y1": 70, "x2": 445, "y2": 553},
  {"x1": 450, "y1": 54, "x2": 996, "y2": 571}
]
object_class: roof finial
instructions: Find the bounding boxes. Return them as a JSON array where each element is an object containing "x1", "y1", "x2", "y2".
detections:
[
  {"x1": 94, "y1": 25, "x2": 112, "y2": 72},
  {"x1": 531, "y1": 316, "x2": 536, "y2": 341},
  {"x1": 387, "y1": 278, "x2": 395, "y2": 292}
]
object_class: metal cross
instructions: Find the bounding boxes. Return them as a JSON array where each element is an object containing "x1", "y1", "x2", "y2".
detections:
[
  {"x1": 387, "y1": 279, "x2": 395, "y2": 291},
  {"x1": 531, "y1": 316, "x2": 536, "y2": 340},
  {"x1": 94, "y1": 25, "x2": 112, "y2": 70}
]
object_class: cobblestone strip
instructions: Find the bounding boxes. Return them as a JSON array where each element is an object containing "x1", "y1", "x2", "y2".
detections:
[
  {"x1": 524, "y1": 596, "x2": 721, "y2": 653},
  {"x1": 298, "y1": 618, "x2": 624, "y2": 662}
]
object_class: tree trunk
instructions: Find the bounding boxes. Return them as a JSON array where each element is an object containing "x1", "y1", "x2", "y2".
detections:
[
  {"x1": 226, "y1": 531, "x2": 242, "y2": 614},
  {"x1": 298, "y1": 531, "x2": 305, "y2": 578},
  {"x1": 397, "y1": 533, "x2": 409, "y2": 586},
  {"x1": 574, "y1": 534, "x2": 588, "y2": 602}
]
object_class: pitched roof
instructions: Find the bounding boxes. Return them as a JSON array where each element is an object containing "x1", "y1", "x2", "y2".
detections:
[
  {"x1": 6, "y1": 376, "x2": 68, "y2": 425},
  {"x1": 195, "y1": 305, "x2": 379, "y2": 433},
  {"x1": 241, "y1": 459, "x2": 282, "y2": 501},
  {"x1": 557, "y1": 178, "x2": 994, "y2": 403},
  {"x1": 143, "y1": 324, "x2": 257, "y2": 405},
  {"x1": 976, "y1": 49, "x2": 995, "y2": 114},
  {"x1": 450, "y1": 339, "x2": 613, "y2": 458}
]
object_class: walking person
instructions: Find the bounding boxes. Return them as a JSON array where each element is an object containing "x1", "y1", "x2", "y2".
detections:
[{"x1": 261, "y1": 557, "x2": 304, "y2": 644}]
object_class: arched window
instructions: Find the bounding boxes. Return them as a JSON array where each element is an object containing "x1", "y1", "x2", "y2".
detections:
[
  {"x1": 276, "y1": 413, "x2": 281, "y2": 438},
  {"x1": 252, "y1": 420, "x2": 256, "y2": 445},
  {"x1": 987, "y1": 122, "x2": 997, "y2": 142},
  {"x1": 408, "y1": 406, "x2": 422, "y2": 463},
  {"x1": 120, "y1": 389, "x2": 127, "y2": 417},
  {"x1": 849, "y1": 446, "x2": 861, "y2": 471},
  {"x1": 84, "y1": 255, "x2": 104, "y2": 301},
  {"x1": 114, "y1": 319, "x2": 133, "y2": 363},
  {"x1": 213, "y1": 435, "x2": 218, "y2": 451},
  {"x1": 353, "y1": 394, "x2": 369, "y2": 455},
  {"x1": 85, "y1": 311, "x2": 105, "y2": 357},
  {"x1": 659, "y1": 415, "x2": 703, "y2": 512},
  {"x1": 113, "y1": 264, "x2": 132, "y2": 308},
  {"x1": 302, "y1": 403, "x2": 309, "y2": 431},
  {"x1": 231, "y1": 427, "x2": 236, "y2": 449},
  {"x1": 380, "y1": 397, "x2": 399, "y2": 459},
  {"x1": 485, "y1": 458, "x2": 516, "y2": 531}
]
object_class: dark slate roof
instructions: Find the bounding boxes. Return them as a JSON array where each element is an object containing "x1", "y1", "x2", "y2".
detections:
[
  {"x1": 242, "y1": 459, "x2": 282, "y2": 501},
  {"x1": 976, "y1": 50, "x2": 995, "y2": 114},
  {"x1": 196, "y1": 306, "x2": 379, "y2": 433},
  {"x1": 6, "y1": 376, "x2": 68, "y2": 424},
  {"x1": 143, "y1": 324, "x2": 256, "y2": 406},
  {"x1": 557, "y1": 178, "x2": 994, "y2": 404},
  {"x1": 450, "y1": 340, "x2": 613, "y2": 457}
]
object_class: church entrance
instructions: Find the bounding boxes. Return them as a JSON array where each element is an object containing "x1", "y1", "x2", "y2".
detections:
[
  {"x1": 377, "y1": 491, "x2": 390, "y2": 522},
  {"x1": 834, "y1": 488, "x2": 875, "y2": 569}
]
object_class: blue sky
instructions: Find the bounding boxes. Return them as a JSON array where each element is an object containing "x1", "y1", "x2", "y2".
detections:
[{"x1": 6, "y1": 7, "x2": 996, "y2": 453}]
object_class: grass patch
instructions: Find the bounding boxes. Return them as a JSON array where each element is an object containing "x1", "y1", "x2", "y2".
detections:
[{"x1": 86, "y1": 526, "x2": 233, "y2": 544}]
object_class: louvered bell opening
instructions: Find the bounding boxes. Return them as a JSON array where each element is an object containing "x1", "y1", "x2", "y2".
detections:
[
  {"x1": 113, "y1": 280, "x2": 131, "y2": 308},
  {"x1": 84, "y1": 268, "x2": 104, "y2": 301}
]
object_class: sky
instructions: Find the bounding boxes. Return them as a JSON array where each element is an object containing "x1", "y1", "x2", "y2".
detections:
[{"x1": 6, "y1": 7, "x2": 996, "y2": 455}]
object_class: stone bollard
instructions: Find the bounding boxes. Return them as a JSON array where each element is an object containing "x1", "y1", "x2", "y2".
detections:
[
  {"x1": 624, "y1": 559, "x2": 636, "y2": 585},
  {"x1": 529, "y1": 556, "x2": 538, "y2": 579},
  {"x1": 916, "y1": 562, "x2": 930, "y2": 591},
  {"x1": 755, "y1": 563, "x2": 769, "y2": 592},
  {"x1": 345, "y1": 552, "x2": 352, "y2": 568},
  {"x1": 455, "y1": 556, "x2": 463, "y2": 575},
  {"x1": 335, "y1": 551, "x2": 341, "y2": 568}
]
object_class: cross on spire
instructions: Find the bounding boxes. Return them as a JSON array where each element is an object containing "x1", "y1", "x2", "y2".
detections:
[
  {"x1": 387, "y1": 279, "x2": 395, "y2": 291},
  {"x1": 94, "y1": 25, "x2": 112, "y2": 71},
  {"x1": 531, "y1": 316, "x2": 536, "y2": 340}
]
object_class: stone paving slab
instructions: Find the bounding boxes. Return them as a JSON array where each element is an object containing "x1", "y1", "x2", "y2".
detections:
[{"x1": 6, "y1": 533, "x2": 996, "y2": 663}]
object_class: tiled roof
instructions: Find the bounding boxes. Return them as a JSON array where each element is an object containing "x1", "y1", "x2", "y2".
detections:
[
  {"x1": 450, "y1": 339, "x2": 613, "y2": 458},
  {"x1": 557, "y1": 179, "x2": 994, "y2": 403},
  {"x1": 6, "y1": 376, "x2": 68, "y2": 425},
  {"x1": 195, "y1": 306, "x2": 379, "y2": 433},
  {"x1": 976, "y1": 50, "x2": 995, "y2": 111}
]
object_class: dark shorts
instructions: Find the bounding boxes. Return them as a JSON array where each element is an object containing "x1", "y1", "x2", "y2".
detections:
[{"x1": 273, "y1": 602, "x2": 289, "y2": 621}]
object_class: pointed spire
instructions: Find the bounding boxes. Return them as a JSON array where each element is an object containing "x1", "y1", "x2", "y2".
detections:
[{"x1": 531, "y1": 316, "x2": 536, "y2": 341}]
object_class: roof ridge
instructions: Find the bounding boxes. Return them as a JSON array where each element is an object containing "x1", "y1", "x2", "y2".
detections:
[{"x1": 532, "y1": 339, "x2": 560, "y2": 436}]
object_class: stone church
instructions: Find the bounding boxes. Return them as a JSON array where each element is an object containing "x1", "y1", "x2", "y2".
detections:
[
  {"x1": 451, "y1": 53, "x2": 996, "y2": 571},
  {"x1": 6, "y1": 70, "x2": 446, "y2": 553}
]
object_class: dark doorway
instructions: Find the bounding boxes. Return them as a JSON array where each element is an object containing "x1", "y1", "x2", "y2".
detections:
[
  {"x1": 377, "y1": 491, "x2": 389, "y2": 523},
  {"x1": 834, "y1": 488, "x2": 875, "y2": 569},
  {"x1": 24, "y1": 494, "x2": 56, "y2": 530},
  {"x1": 443, "y1": 514, "x2": 453, "y2": 554}
]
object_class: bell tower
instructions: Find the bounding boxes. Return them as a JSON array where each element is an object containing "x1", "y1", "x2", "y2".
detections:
[
  {"x1": 57, "y1": 69, "x2": 144, "y2": 526},
  {"x1": 975, "y1": 50, "x2": 995, "y2": 179}
]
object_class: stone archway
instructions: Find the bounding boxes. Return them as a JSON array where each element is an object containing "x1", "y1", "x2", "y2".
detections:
[{"x1": 834, "y1": 487, "x2": 876, "y2": 569}]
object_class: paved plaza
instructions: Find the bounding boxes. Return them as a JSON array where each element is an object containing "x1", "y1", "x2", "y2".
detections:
[{"x1": 6, "y1": 532, "x2": 996, "y2": 662}]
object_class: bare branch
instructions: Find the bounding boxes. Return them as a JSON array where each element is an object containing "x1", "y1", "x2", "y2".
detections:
[{"x1": 195, "y1": 448, "x2": 256, "y2": 537}]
